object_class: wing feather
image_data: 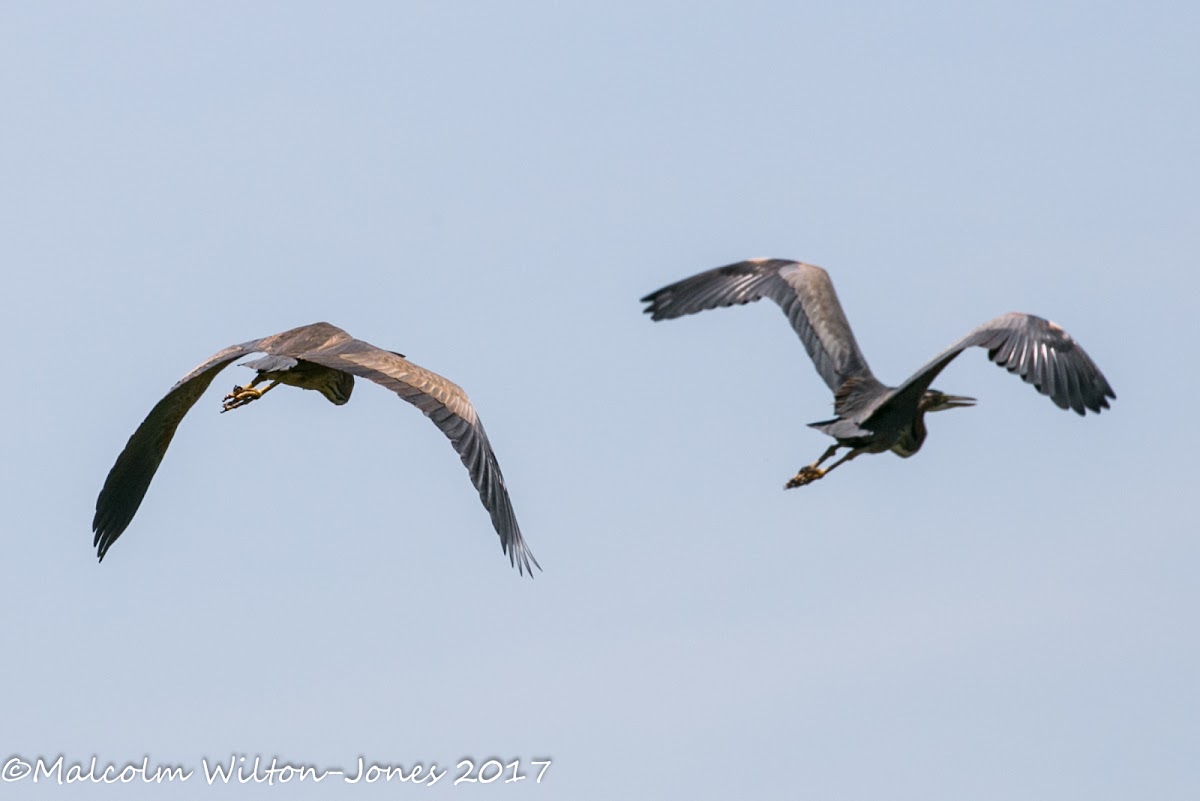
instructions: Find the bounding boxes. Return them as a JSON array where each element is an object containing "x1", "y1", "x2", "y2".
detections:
[
  {"x1": 869, "y1": 312, "x2": 1115, "y2": 422},
  {"x1": 641, "y1": 259, "x2": 880, "y2": 393},
  {"x1": 299, "y1": 340, "x2": 539, "y2": 576},
  {"x1": 92, "y1": 338, "x2": 263, "y2": 560}
]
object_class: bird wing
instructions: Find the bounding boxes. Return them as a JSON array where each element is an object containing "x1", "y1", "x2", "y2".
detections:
[
  {"x1": 295, "y1": 338, "x2": 539, "y2": 576},
  {"x1": 641, "y1": 258, "x2": 879, "y2": 393},
  {"x1": 93, "y1": 337, "x2": 265, "y2": 560},
  {"x1": 871, "y1": 312, "x2": 1116, "y2": 421}
]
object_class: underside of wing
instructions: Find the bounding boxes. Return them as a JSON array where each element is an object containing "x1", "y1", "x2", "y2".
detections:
[
  {"x1": 298, "y1": 339, "x2": 539, "y2": 575},
  {"x1": 877, "y1": 312, "x2": 1116, "y2": 420},
  {"x1": 641, "y1": 258, "x2": 880, "y2": 394},
  {"x1": 93, "y1": 338, "x2": 264, "y2": 559}
]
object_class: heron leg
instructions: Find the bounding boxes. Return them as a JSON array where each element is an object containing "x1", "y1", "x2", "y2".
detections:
[
  {"x1": 785, "y1": 445, "x2": 862, "y2": 489},
  {"x1": 221, "y1": 378, "x2": 279, "y2": 412}
]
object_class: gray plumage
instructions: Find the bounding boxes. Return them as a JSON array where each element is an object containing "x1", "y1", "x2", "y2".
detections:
[
  {"x1": 641, "y1": 259, "x2": 1115, "y2": 487},
  {"x1": 93, "y1": 322, "x2": 538, "y2": 575}
]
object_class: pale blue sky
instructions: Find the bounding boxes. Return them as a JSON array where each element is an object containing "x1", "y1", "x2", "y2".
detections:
[{"x1": 2, "y1": 2, "x2": 1196, "y2": 799}]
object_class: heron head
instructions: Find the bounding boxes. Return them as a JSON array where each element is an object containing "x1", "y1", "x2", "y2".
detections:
[{"x1": 921, "y1": 389, "x2": 976, "y2": 413}]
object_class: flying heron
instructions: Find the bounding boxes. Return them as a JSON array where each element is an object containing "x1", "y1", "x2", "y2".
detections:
[
  {"x1": 92, "y1": 322, "x2": 539, "y2": 574},
  {"x1": 641, "y1": 259, "x2": 1115, "y2": 488}
]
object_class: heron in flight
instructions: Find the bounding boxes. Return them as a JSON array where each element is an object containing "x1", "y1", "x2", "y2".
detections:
[
  {"x1": 641, "y1": 259, "x2": 1115, "y2": 488},
  {"x1": 93, "y1": 322, "x2": 539, "y2": 574}
]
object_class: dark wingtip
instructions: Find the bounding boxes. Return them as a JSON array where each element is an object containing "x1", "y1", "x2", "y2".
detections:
[
  {"x1": 639, "y1": 290, "x2": 668, "y2": 318},
  {"x1": 1083, "y1": 385, "x2": 1115, "y2": 415},
  {"x1": 507, "y1": 542, "x2": 542, "y2": 578},
  {"x1": 513, "y1": 539, "x2": 542, "y2": 577},
  {"x1": 92, "y1": 508, "x2": 116, "y2": 561}
]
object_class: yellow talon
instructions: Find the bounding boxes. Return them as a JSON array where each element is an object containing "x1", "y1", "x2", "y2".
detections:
[
  {"x1": 221, "y1": 385, "x2": 264, "y2": 412},
  {"x1": 785, "y1": 465, "x2": 825, "y2": 489}
]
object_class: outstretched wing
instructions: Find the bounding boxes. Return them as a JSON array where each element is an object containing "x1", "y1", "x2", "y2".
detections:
[
  {"x1": 641, "y1": 258, "x2": 880, "y2": 393},
  {"x1": 872, "y1": 312, "x2": 1115, "y2": 421},
  {"x1": 93, "y1": 337, "x2": 265, "y2": 560},
  {"x1": 296, "y1": 339, "x2": 539, "y2": 576}
]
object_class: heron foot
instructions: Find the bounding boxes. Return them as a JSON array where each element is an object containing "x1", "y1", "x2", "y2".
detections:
[
  {"x1": 785, "y1": 465, "x2": 825, "y2": 489},
  {"x1": 221, "y1": 385, "x2": 263, "y2": 412}
]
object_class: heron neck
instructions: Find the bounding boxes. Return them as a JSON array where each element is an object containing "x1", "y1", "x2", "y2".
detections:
[{"x1": 892, "y1": 412, "x2": 928, "y2": 458}]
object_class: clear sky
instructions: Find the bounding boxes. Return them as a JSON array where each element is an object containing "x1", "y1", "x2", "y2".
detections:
[{"x1": 2, "y1": 2, "x2": 1196, "y2": 799}]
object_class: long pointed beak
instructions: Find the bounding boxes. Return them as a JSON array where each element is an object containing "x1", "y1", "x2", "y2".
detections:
[{"x1": 943, "y1": 394, "x2": 977, "y2": 409}]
